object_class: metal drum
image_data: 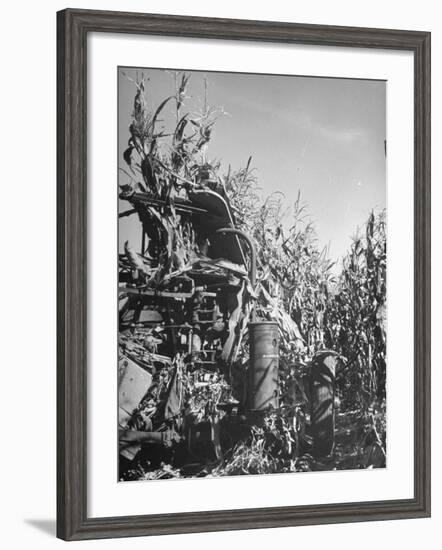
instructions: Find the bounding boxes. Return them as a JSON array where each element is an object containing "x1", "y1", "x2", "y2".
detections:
[{"x1": 247, "y1": 322, "x2": 279, "y2": 411}]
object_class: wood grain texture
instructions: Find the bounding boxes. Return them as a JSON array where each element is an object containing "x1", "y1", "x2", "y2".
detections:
[{"x1": 56, "y1": 8, "x2": 431, "y2": 541}]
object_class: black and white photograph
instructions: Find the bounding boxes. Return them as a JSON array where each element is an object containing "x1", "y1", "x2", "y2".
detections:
[
  {"x1": 117, "y1": 66, "x2": 387, "y2": 482},
  {"x1": 0, "y1": 0, "x2": 435, "y2": 545}
]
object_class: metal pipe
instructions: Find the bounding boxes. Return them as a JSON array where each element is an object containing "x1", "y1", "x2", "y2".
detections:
[
  {"x1": 215, "y1": 227, "x2": 257, "y2": 321},
  {"x1": 118, "y1": 208, "x2": 137, "y2": 218},
  {"x1": 215, "y1": 227, "x2": 256, "y2": 286},
  {"x1": 130, "y1": 192, "x2": 210, "y2": 214}
]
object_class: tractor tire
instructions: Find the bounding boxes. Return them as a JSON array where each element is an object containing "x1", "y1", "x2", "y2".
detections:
[{"x1": 310, "y1": 351, "x2": 338, "y2": 457}]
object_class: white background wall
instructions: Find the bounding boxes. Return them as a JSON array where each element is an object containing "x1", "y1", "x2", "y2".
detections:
[{"x1": 0, "y1": 0, "x2": 439, "y2": 547}]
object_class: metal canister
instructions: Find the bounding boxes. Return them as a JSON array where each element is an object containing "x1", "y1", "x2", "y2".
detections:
[{"x1": 247, "y1": 321, "x2": 279, "y2": 411}]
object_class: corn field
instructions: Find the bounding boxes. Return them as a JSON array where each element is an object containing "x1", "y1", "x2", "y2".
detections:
[{"x1": 118, "y1": 72, "x2": 386, "y2": 480}]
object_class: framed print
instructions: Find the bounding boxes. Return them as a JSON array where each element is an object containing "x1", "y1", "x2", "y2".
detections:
[{"x1": 57, "y1": 8, "x2": 431, "y2": 541}]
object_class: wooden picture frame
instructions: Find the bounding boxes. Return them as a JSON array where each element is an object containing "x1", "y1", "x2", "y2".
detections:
[{"x1": 57, "y1": 8, "x2": 431, "y2": 541}]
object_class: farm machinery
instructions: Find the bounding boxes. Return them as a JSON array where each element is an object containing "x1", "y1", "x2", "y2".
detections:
[{"x1": 118, "y1": 185, "x2": 337, "y2": 478}]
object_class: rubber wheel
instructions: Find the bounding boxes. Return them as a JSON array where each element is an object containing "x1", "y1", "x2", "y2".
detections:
[{"x1": 310, "y1": 351, "x2": 337, "y2": 457}]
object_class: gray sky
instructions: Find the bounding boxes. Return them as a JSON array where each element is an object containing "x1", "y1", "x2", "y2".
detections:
[{"x1": 118, "y1": 67, "x2": 385, "y2": 263}]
